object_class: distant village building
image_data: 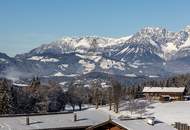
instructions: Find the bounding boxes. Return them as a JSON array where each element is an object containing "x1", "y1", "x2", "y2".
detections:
[{"x1": 143, "y1": 87, "x2": 185, "y2": 101}]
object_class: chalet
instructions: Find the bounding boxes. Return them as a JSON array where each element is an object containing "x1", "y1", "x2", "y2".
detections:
[
  {"x1": 0, "y1": 109, "x2": 176, "y2": 130},
  {"x1": 143, "y1": 87, "x2": 185, "y2": 101}
]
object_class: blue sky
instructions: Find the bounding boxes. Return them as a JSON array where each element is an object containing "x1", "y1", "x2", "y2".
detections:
[{"x1": 0, "y1": 0, "x2": 190, "y2": 56}]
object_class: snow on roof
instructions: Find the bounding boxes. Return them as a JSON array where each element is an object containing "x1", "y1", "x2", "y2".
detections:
[
  {"x1": 0, "y1": 109, "x2": 176, "y2": 130},
  {"x1": 114, "y1": 119, "x2": 177, "y2": 130},
  {"x1": 143, "y1": 87, "x2": 185, "y2": 93},
  {"x1": 0, "y1": 110, "x2": 107, "y2": 130}
]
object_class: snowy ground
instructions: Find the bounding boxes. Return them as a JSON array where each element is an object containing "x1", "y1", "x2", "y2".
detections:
[
  {"x1": 99, "y1": 100, "x2": 190, "y2": 125},
  {"x1": 147, "y1": 101, "x2": 190, "y2": 125}
]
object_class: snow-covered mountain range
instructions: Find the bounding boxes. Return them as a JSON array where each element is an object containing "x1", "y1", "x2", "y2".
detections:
[{"x1": 1, "y1": 26, "x2": 190, "y2": 83}]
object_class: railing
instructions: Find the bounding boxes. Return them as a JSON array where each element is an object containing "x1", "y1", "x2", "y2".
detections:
[{"x1": 174, "y1": 122, "x2": 190, "y2": 130}]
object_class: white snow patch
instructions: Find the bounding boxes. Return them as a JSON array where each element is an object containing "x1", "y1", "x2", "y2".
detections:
[
  {"x1": 88, "y1": 55, "x2": 102, "y2": 62},
  {"x1": 163, "y1": 42, "x2": 178, "y2": 52},
  {"x1": 103, "y1": 35, "x2": 132, "y2": 47},
  {"x1": 0, "y1": 58, "x2": 8, "y2": 63},
  {"x1": 62, "y1": 64, "x2": 69, "y2": 68},
  {"x1": 99, "y1": 99, "x2": 149, "y2": 119},
  {"x1": 28, "y1": 56, "x2": 59, "y2": 62},
  {"x1": 64, "y1": 74, "x2": 78, "y2": 77},
  {"x1": 162, "y1": 42, "x2": 177, "y2": 59},
  {"x1": 75, "y1": 38, "x2": 91, "y2": 48},
  {"x1": 28, "y1": 56, "x2": 43, "y2": 61},
  {"x1": 100, "y1": 59, "x2": 125, "y2": 70},
  {"x1": 41, "y1": 58, "x2": 59, "y2": 62},
  {"x1": 84, "y1": 84, "x2": 90, "y2": 88},
  {"x1": 128, "y1": 63, "x2": 138, "y2": 68},
  {"x1": 76, "y1": 53, "x2": 86, "y2": 59},
  {"x1": 133, "y1": 62, "x2": 145, "y2": 65},
  {"x1": 62, "y1": 87, "x2": 68, "y2": 92},
  {"x1": 121, "y1": 58, "x2": 126, "y2": 62},
  {"x1": 180, "y1": 37, "x2": 190, "y2": 48},
  {"x1": 147, "y1": 101, "x2": 190, "y2": 125},
  {"x1": 150, "y1": 39, "x2": 159, "y2": 47},
  {"x1": 58, "y1": 64, "x2": 69, "y2": 71},
  {"x1": 133, "y1": 60, "x2": 150, "y2": 66},
  {"x1": 59, "y1": 82, "x2": 67, "y2": 86},
  {"x1": 101, "y1": 82, "x2": 111, "y2": 88},
  {"x1": 117, "y1": 47, "x2": 129, "y2": 55},
  {"x1": 53, "y1": 72, "x2": 65, "y2": 76},
  {"x1": 52, "y1": 72, "x2": 78, "y2": 77},
  {"x1": 148, "y1": 75, "x2": 160, "y2": 78},
  {"x1": 13, "y1": 83, "x2": 29, "y2": 87},
  {"x1": 76, "y1": 53, "x2": 102, "y2": 63},
  {"x1": 125, "y1": 73, "x2": 137, "y2": 77},
  {"x1": 79, "y1": 60, "x2": 95, "y2": 74},
  {"x1": 100, "y1": 100, "x2": 190, "y2": 126},
  {"x1": 0, "y1": 58, "x2": 6, "y2": 62},
  {"x1": 117, "y1": 35, "x2": 132, "y2": 41}
]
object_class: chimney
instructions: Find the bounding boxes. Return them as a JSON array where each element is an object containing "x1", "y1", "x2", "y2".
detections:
[
  {"x1": 26, "y1": 116, "x2": 30, "y2": 125},
  {"x1": 74, "y1": 113, "x2": 77, "y2": 122}
]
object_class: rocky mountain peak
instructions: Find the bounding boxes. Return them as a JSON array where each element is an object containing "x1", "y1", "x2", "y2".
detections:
[
  {"x1": 184, "y1": 25, "x2": 190, "y2": 34},
  {"x1": 3, "y1": 25, "x2": 190, "y2": 82}
]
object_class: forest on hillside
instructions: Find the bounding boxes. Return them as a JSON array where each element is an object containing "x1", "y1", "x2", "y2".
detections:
[{"x1": 1, "y1": 74, "x2": 190, "y2": 115}]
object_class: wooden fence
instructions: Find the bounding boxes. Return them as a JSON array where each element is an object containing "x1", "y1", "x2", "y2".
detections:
[{"x1": 174, "y1": 122, "x2": 190, "y2": 130}]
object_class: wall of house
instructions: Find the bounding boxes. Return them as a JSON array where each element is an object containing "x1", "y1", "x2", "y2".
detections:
[{"x1": 144, "y1": 92, "x2": 183, "y2": 101}]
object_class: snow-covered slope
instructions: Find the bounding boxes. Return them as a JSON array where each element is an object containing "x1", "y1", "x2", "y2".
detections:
[{"x1": 26, "y1": 36, "x2": 131, "y2": 56}]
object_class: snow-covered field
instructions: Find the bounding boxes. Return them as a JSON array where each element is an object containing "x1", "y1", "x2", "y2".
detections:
[
  {"x1": 147, "y1": 101, "x2": 190, "y2": 125},
  {"x1": 100, "y1": 100, "x2": 190, "y2": 125}
]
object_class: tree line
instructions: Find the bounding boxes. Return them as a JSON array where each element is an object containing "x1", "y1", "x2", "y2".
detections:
[
  {"x1": 2, "y1": 73, "x2": 189, "y2": 115},
  {"x1": 0, "y1": 77, "x2": 135, "y2": 115}
]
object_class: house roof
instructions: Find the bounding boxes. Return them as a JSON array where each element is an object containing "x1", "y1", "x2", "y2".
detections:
[
  {"x1": 143, "y1": 87, "x2": 185, "y2": 93},
  {"x1": 0, "y1": 109, "x2": 176, "y2": 130},
  {"x1": 114, "y1": 119, "x2": 177, "y2": 130},
  {"x1": 87, "y1": 119, "x2": 177, "y2": 130},
  {"x1": 0, "y1": 109, "x2": 108, "y2": 130}
]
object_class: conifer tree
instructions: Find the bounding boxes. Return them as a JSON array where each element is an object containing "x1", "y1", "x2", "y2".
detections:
[{"x1": 0, "y1": 79, "x2": 15, "y2": 114}]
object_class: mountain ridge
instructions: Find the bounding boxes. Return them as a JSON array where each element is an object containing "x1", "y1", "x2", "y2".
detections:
[
  {"x1": 1, "y1": 26, "x2": 190, "y2": 83},
  {"x1": 17, "y1": 26, "x2": 190, "y2": 61}
]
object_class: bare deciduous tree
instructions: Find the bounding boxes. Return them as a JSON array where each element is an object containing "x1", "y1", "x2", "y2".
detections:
[
  {"x1": 67, "y1": 81, "x2": 77, "y2": 111},
  {"x1": 128, "y1": 95, "x2": 137, "y2": 116},
  {"x1": 111, "y1": 79, "x2": 122, "y2": 113},
  {"x1": 108, "y1": 87, "x2": 113, "y2": 110},
  {"x1": 91, "y1": 79, "x2": 102, "y2": 109},
  {"x1": 138, "y1": 101, "x2": 147, "y2": 118}
]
